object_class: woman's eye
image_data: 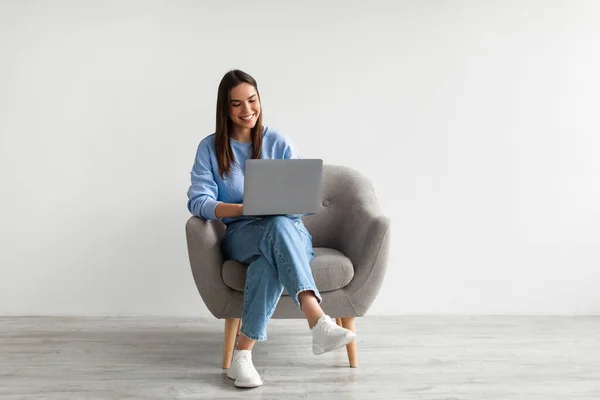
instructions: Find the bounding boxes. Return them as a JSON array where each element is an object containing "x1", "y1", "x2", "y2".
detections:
[
  {"x1": 232, "y1": 104, "x2": 240, "y2": 107},
  {"x1": 249, "y1": 99, "x2": 256, "y2": 103}
]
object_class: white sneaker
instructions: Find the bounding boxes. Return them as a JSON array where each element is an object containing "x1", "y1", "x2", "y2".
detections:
[
  {"x1": 227, "y1": 350, "x2": 263, "y2": 388},
  {"x1": 311, "y1": 315, "x2": 356, "y2": 355}
]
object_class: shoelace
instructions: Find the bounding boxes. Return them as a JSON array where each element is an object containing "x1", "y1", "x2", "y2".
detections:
[
  {"x1": 235, "y1": 354, "x2": 259, "y2": 378},
  {"x1": 236, "y1": 353, "x2": 252, "y2": 368},
  {"x1": 320, "y1": 318, "x2": 338, "y2": 335}
]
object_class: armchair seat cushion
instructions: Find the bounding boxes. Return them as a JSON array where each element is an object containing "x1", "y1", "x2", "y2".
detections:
[{"x1": 221, "y1": 247, "x2": 354, "y2": 294}]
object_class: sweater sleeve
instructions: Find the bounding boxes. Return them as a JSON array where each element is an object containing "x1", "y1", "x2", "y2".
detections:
[
  {"x1": 282, "y1": 136, "x2": 301, "y2": 159},
  {"x1": 186, "y1": 139, "x2": 220, "y2": 221}
]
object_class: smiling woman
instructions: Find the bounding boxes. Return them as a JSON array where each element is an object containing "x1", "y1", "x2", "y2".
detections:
[
  {"x1": 229, "y1": 88, "x2": 260, "y2": 139},
  {"x1": 186, "y1": 69, "x2": 357, "y2": 388},
  {"x1": 215, "y1": 70, "x2": 264, "y2": 179}
]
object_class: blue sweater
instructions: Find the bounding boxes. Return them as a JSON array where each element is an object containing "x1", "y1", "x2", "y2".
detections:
[{"x1": 186, "y1": 126, "x2": 301, "y2": 225}]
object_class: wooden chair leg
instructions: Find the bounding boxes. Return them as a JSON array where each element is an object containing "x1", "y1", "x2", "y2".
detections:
[
  {"x1": 236, "y1": 319, "x2": 242, "y2": 336},
  {"x1": 223, "y1": 318, "x2": 240, "y2": 369},
  {"x1": 341, "y1": 317, "x2": 357, "y2": 368}
]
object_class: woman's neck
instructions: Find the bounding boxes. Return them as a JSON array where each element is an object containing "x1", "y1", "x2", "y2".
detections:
[{"x1": 230, "y1": 127, "x2": 252, "y2": 143}]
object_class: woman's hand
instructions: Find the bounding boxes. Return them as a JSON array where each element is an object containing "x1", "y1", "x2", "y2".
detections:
[{"x1": 215, "y1": 203, "x2": 244, "y2": 218}]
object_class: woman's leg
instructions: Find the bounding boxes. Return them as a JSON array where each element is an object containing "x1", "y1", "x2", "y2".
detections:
[
  {"x1": 298, "y1": 291, "x2": 324, "y2": 328},
  {"x1": 255, "y1": 216, "x2": 323, "y2": 308},
  {"x1": 222, "y1": 216, "x2": 355, "y2": 361},
  {"x1": 237, "y1": 255, "x2": 284, "y2": 347},
  {"x1": 222, "y1": 216, "x2": 323, "y2": 338},
  {"x1": 257, "y1": 216, "x2": 355, "y2": 355}
]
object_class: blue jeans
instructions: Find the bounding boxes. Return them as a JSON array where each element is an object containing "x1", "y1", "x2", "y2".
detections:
[{"x1": 221, "y1": 216, "x2": 322, "y2": 341}]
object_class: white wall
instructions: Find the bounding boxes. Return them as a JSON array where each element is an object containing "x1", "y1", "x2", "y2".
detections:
[{"x1": 1, "y1": 0, "x2": 599, "y2": 316}]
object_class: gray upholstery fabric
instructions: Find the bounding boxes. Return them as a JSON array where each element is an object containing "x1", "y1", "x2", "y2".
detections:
[
  {"x1": 222, "y1": 247, "x2": 354, "y2": 293},
  {"x1": 185, "y1": 164, "x2": 391, "y2": 319}
]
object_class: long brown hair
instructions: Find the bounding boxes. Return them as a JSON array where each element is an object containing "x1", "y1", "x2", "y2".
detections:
[{"x1": 215, "y1": 70, "x2": 263, "y2": 178}]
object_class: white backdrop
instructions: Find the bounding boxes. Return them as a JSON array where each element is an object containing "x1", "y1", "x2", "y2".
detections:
[{"x1": 1, "y1": 0, "x2": 599, "y2": 316}]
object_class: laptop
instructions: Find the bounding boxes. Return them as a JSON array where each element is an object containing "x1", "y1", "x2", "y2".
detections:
[{"x1": 242, "y1": 159, "x2": 323, "y2": 216}]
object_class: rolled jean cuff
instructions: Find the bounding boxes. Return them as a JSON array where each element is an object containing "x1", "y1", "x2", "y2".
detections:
[{"x1": 240, "y1": 327, "x2": 267, "y2": 342}]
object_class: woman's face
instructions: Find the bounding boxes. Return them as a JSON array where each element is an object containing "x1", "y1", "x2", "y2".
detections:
[{"x1": 229, "y1": 83, "x2": 261, "y2": 131}]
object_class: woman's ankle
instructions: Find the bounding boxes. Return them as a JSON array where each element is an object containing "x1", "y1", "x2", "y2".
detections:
[
  {"x1": 298, "y1": 291, "x2": 325, "y2": 328},
  {"x1": 236, "y1": 335, "x2": 256, "y2": 351}
]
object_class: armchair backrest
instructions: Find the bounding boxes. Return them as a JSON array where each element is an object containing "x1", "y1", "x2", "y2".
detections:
[{"x1": 302, "y1": 164, "x2": 381, "y2": 250}]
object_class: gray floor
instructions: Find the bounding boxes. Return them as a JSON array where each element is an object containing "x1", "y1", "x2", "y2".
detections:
[{"x1": 1, "y1": 316, "x2": 599, "y2": 399}]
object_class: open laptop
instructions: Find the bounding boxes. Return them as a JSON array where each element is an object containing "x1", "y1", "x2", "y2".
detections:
[{"x1": 242, "y1": 159, "x2": 323, "y2": 216}]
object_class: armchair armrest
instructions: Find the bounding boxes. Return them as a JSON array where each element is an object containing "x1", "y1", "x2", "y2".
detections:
[
  {"x1": 185, "y1": 216, "x2": 229, "y2": 317},
  {"x1": 338, "y1": 206, "x2": 391, "y2": 314}
]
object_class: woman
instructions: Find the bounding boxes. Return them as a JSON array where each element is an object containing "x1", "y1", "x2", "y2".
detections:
[{"x1": 187, "y1": 70, "x2": 356, "y2": 388}]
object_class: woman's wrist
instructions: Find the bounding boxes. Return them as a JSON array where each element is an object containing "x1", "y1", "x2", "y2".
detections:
[{"x1": 215, "y1": 202, "x2": 244, "y2": 218}]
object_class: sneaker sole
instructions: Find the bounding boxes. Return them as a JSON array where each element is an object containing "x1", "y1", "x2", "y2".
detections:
[
  {"x1": 234, "y1": 380, "x2": 263, "y2": 388},
  {"x1": 227, "y1": 370, "x2": 263, "y2": 388},
  {"x1": 313, "y1": 332, "x2": 356, "y2": 355}
]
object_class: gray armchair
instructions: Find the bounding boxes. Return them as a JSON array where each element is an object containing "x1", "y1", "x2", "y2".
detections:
[{"x1": 185, "y1": 164, "x2": 391, "y2": 368}]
